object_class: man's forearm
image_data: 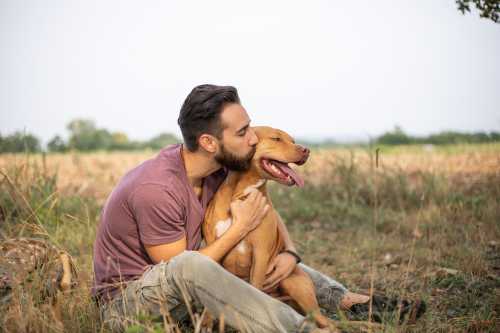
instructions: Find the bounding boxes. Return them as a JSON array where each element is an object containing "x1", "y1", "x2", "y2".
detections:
[
  {"x1": 276, "y1": 213, "x2": 297, "y2": 252},
  {"x1": 198, "y1": 224, "x2": 245, "y2": 263}
]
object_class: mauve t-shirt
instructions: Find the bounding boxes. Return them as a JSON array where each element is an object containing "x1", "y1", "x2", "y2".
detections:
[{"x1": 92, "y1": 144, "x2": 227, "y2": 301}]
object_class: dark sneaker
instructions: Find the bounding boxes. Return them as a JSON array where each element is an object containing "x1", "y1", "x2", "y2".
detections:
[{"x1": 348, "y1": 294, "x2": 426, "y2": 324}]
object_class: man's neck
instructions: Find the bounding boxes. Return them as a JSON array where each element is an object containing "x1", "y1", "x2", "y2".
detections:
[{"x1": 181, "y1": 144, "x2": 221, "y2": 187}]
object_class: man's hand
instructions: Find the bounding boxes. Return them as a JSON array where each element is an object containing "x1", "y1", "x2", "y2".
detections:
[
  {"x1": 230, "y1": 189, "x2": 269, "y2": 237},
  {"x1": 262, "y1": 252, "x2": 298, "y2": 292},
  {"x1": 198, "y1": 190, "x2": 269, "y2": 263}
]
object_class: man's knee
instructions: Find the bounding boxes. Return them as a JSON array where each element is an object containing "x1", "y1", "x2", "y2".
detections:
[{"x1": 170, "y1": 251, "x2": 220, "y2": 279}]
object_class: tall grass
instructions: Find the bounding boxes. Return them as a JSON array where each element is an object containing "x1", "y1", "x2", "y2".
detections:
[{"x1": 1, "y1": 145, "x2": 499, "y2": 332}]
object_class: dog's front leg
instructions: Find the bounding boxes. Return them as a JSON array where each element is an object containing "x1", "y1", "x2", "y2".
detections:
[{"x1": 249, "y1": 245, "x2": 272, "y2": 290}]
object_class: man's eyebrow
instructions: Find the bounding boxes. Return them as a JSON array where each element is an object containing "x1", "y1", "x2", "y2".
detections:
[{"x1": 236, "y1": 122, "x2": 250, "y2": 134}]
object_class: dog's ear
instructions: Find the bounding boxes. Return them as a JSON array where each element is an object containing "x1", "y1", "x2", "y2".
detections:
[{"x1": 251, "y1": 126, "x2": 270, "y2": 140}]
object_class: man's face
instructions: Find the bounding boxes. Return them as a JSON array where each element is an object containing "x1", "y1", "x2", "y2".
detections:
[{"x1": 214, "y1": 103, "x2": 258, "y2": 171}]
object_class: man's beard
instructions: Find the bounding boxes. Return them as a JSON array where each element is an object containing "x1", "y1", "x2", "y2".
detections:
[{"x1": 215, "y1": 144, "x2": 256, "y2": 172}]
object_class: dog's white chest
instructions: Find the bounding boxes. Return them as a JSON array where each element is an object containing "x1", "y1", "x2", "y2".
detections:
[
  {"x1": 214, "y1": 218, "x2": 247, "y2": 254},
  {"x1": 215, "y1": 218, "x2": 232, "y2": 238},
  {"x1": 236, "y1": 240, "x2": 247, "y2": 254}
]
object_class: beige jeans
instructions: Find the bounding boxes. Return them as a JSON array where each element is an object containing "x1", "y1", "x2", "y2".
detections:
[{"x1": 100, "y1": 251, "x2": 347, "y2": 333}]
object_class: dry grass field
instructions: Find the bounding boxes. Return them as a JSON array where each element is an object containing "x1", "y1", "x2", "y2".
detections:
[{"x1": 1, "y1": 143, "x2": 499, "y2": 332}]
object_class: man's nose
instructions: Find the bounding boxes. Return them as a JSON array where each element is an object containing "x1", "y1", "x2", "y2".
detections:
[{"x1": 249, "y1": 128, "x2": 259, "y2": 146}]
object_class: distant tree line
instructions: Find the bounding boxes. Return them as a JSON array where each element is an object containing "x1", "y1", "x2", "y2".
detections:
[
  {"x1": 2, "y1": 122, "x2": 500, "y2": 153},
  {"x1": 0, "y1": 131, "x2": 42, "y2": 153},
  {"x1": 376, "y1": 126, "x2": 500, "y2": 145},
  {"x1": 0, "y1": 119, "x2": 180, "y2": 153}
]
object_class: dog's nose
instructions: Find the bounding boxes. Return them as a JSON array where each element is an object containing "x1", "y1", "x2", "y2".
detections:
[
  {"x1": 297, "y1": 145, "x2": 309, "y2": 155},
  {"x1": 295, "y1": 145, "x2": 310, "y2": 165}
]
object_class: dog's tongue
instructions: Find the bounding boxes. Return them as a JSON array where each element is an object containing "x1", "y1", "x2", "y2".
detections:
[{"x1": 273, "y1": 161, "x2": 305, "y2": 187}]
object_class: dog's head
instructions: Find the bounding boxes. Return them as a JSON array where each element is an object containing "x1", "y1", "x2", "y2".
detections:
[{"x1": 250, "y1": 126, "x2": 309, "y2": 187}]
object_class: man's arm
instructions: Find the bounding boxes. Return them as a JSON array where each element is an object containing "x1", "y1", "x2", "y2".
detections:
[
  {"x1": 146, "y1": 189, "x2": 269, "y2": 264},
  {"x1": 146, "y1": 222, "x2": 247, "y2": 264}
]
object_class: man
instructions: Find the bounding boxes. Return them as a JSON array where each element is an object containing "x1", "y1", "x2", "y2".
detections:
[{"x1": 93, "y1": 84, "x2": 418, "y2": 332}]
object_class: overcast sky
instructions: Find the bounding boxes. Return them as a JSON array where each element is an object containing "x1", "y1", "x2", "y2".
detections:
[{"x1": 1, "y1": 0, "x2": 499, "y2": 144}]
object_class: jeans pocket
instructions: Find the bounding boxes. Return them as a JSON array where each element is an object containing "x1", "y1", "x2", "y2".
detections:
[
  {"x1": 138, "y1": 262, "x2": 181, "y2": 311},
  {"x1": 140, "y1": 265, "x2": 163, "y2": 288}
]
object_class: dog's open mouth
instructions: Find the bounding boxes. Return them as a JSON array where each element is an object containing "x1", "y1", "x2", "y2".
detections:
[{"x1": 260, "y1": 158, "x2": 304, "y2": 187}]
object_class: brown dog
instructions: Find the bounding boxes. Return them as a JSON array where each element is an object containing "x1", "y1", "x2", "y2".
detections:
[{"x1": 203, "y1": 126, "x2": 331, "y2": 329}]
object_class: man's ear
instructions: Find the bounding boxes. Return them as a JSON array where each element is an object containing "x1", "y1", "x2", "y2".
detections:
[{"x1": 198, "y1": 134, "x2": 218, "y2": 153}]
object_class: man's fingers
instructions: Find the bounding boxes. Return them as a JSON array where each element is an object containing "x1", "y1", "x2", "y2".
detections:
[
  {"x1": 261, "y1": 196, "x2": 268, "y2": 209},
  {"x1": 253, "y1": 195, "x2": 268, "y2": 219},
  {"x1": 259, "y1": 204, "x2": 270, "y2": 219},
  {"x1": 245, "y1": 190, "x2": 265, "y2": 208},
  {"x1": 259, "y1": 199, "x2": 269, "y2": 212},
  {"x1": 263, "y1": 275, "x2": 282, "y2": 292},
  {"x1": 241, "y1": 190, "x2": 259, "y2": 210},
  {"x1": 246, "y1": 189, "x2": 258, "y2": 202},
  {"x1": 263, "y1": 271, "x2": 278, "y2": 286},
  {"x1": 263, "y1": 271, "x2": 283, "y2": 289},
  {"x1": 266, "y1": 257, "x2": 278, "y2": 274}
]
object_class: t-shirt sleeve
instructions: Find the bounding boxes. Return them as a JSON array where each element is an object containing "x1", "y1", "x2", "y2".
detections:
[{"x1": 130, "y1": 184, "x2": 186, "y2": 246}]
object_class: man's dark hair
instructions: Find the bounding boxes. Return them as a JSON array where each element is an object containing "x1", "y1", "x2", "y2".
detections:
[{"x1": 178, "y1": 84, "x2": 240, "y2": 151}]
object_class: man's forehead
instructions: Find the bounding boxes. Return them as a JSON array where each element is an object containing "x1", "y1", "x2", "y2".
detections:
[{"x1": 220, "y1": 104, "x2": 250, "y2": 130}]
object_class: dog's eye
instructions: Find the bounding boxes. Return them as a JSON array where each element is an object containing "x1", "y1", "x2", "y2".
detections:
[{"x1": 271, "y1": 137, "x2": 281, "y2": 142}]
